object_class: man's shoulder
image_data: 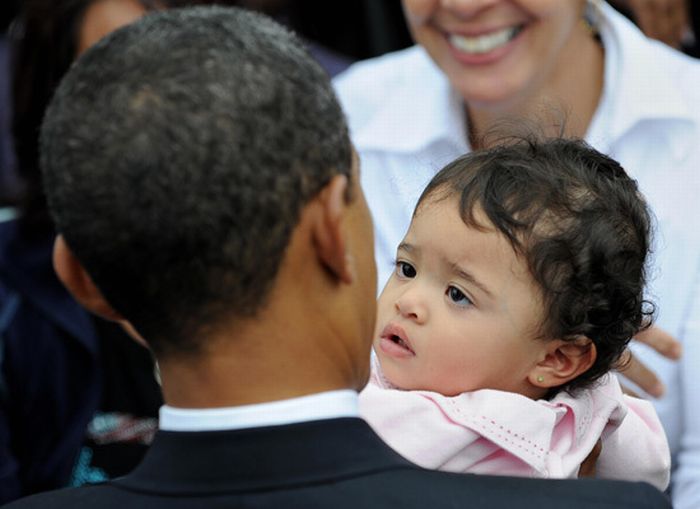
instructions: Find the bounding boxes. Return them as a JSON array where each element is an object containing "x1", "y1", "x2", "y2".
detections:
[
  {"x1": 4, "y1": 470, "x2": 671, "y2": 509},
  {"x1": 5, "y1": 420, "x2": 670, "y2": 509},
  {"x1": 349, "y1": 469, "x2": 670, "y2": 509}
]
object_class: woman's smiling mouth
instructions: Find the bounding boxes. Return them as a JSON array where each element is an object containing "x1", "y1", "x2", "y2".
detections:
[{"x1": 449, "y1": 26, "x2": 524, "y2": 55}]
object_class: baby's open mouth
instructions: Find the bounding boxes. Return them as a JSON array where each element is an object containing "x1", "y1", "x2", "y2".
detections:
[
  {"x1": 390, "y1": 334, "x2": 411, "y2": 350},
  {"x1": 379, "y1": 323, "x2": 416, "y2": 357}
]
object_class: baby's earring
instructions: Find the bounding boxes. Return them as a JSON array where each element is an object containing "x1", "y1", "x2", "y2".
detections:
[{"x1": 536, "y1": 375, "x2": 545, "y2": 383}]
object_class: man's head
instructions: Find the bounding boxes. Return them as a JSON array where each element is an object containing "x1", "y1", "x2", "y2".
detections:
[{"x1": 42, "y1": 7, "x2": 376, "y2": 371}]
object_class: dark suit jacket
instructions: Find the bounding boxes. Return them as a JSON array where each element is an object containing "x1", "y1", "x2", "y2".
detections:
[{"x1": 3, "y1": 417, "x2": 671, "y2": 509}]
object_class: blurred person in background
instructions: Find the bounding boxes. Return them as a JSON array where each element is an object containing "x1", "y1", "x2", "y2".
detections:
[
  {"x1": 0, "y1": 2, "x2": 19, "y2": 205},
  {"x1": 0, "y1": 1, "x2": 166, "y2": 503},
  {"x1": 609, "y1": 0, "x2": 699, "y2": 56}
]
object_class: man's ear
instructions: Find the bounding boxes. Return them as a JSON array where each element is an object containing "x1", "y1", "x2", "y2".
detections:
[
  {"x1": 528, "y1": 337, "x2": 597, "y2": 390},
  {"x1": 53, "y1": 235, "x2": 123, "y2": 322},
  {"x1": 311, "y1": 174, "x2": 354, "y2": 284}
]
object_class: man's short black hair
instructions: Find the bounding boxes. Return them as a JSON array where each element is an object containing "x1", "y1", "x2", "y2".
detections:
[
  {"x1": 418, "y1": 138, "x2": 654, "y2": 394},
  {"x1": 40, "y1": 6, "x2": 352, "y2": 355}
]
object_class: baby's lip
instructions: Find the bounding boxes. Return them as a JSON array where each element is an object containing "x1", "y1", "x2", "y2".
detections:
[{"x1": 379, "y1": 323, "x2": 415, "y2": 355}]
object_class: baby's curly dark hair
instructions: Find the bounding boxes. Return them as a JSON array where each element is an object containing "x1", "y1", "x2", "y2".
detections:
[{"x1": 417, "y1": 137, "x2": 654, "y2": 394}]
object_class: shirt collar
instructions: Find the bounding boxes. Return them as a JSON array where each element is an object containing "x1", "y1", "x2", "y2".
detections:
[
  {"x1": 592, "y1": 2, "x2": 696, "y2": 159},
  {"x1": 357, "y1": 7, "x2": 696, "y2": 161},
  {"x1": 160, "y1": 390, "x2": 359, "y2": 432},
  {"x1": 353, "y1": 47, "x2": 469, "y2": 154}
]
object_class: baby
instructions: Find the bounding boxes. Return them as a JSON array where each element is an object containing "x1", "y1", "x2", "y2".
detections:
[{"x1": 359, "y1": 138, "x2": 670, "y2": 490}]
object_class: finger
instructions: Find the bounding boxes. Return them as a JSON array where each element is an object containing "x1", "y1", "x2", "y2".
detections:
[
  {"x1": 579, "y1": 440, "x2": 603, "y2": 478},
  {"x1": 618, "y1": 350, "x2": 666, "y2": 398},
  {"x1": 651, "y1": 0, "x2": 678, "y2": 47},
  {"x1": 667, "y1": 0, "x2": 689, "y2": 46},
  {"x1": 620, "y1": 383, "x2": 641, "y2": 398},
  {"x1": 629, "y1": 0, "x2": 663, "y2": 40},
  {"x1": 658, "y1": 0, "x2": 687, "y2": 47},
  {"x1": 633, "y1": 0, "x2": 687, "y2": 47},
  {"x1": 634, "y1": 326, "x2": 682, "y2": 360}
]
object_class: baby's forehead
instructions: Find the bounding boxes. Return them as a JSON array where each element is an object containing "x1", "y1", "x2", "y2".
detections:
[
  {"x1": 411, "y1": 197, "x2": 534, "y2": 271},
  {"x1": 417, "y1": 193, "x2": 544, "y2": 273},
  {"x1": 414, "y1": 192, "x2": 503, "y2": 240}
]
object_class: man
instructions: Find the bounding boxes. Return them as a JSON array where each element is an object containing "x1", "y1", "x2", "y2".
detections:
[{"x1": 5, "y1": 6, "x2": 670, "y2": 508}]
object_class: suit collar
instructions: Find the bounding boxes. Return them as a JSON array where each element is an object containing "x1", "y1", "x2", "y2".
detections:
[{"x1": 118, "y1": 418, "x2": 412, "y2": 494}]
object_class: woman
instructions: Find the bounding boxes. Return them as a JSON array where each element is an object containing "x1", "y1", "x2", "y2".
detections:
[{"x1": 335, "y1": 1, "x2": 700, "y2": 507}]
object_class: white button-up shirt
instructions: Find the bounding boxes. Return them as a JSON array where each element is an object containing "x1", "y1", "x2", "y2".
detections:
[
  {"x1": 335, "y1": 3, "x2": 700, "y2": 507},
  {"x1": 160, "y1": 390, "x2": 359, "y2": 431}
]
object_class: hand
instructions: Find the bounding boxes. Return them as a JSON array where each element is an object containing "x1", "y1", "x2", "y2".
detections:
[
  {"x1": 579, "y1": 440, "x2": 602, "y2": 478},
  {"x1": 613, "y1": 0, "x2": 689, "y2": 49},
  {"x1": 617, "y1": 326, "x2": 682, "y2": 398}
]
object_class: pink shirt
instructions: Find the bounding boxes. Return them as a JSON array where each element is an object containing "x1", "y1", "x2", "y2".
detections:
[{"x1": 360, "y1": 360, "x2": 670, "y2": 490}]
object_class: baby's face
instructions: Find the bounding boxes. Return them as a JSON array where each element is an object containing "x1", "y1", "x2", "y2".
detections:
[{"x1": 374, "y1": 197, "x2": 548, "y2": 396}]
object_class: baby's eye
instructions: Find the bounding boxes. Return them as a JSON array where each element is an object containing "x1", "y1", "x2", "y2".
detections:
[
  {"x1": 396, "y1": 261, "x2": 417, "y2": 279},
  {"x1": 447, "y1": 286, "x2": 472, "y2": 306}
]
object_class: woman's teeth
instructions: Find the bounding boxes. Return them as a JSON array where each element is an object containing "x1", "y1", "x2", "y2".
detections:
[{"x1": 449, "y1": 26, "x2": 521, "y2": 54}]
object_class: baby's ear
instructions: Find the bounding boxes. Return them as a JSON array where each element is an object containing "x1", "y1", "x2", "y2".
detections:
[{"x1": 528, "y1": 337, "x2": 596, "y2": 390}]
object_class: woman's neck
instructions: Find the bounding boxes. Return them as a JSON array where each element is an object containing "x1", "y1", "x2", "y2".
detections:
[{"x1": 467, "y1": 26, "x2": 605, "y2": 149}]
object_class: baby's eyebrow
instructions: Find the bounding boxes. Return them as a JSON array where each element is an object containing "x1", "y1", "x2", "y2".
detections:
[
  {"x1": 397, "y1": 242, "x2": 415, "y2": 253},
  {"x1": 448, "y1": 262, "x2": 494, "y2": 299}
]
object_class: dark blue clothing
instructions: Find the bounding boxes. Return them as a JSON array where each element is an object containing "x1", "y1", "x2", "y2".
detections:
[
  {"x1": 0, "y1": 220, "x2": 100, "y2": 504},
  {"x1": 306, "y1": 40, "x2": 352, "y2": 77},
  {"x1": 0, "y1": 35, "x2": 18, "y2": 197}
]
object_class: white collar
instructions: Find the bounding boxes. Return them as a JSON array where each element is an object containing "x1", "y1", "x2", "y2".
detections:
[
  {"x1": 355, "y1": 5, "x2": 697, "y2": 161},
  {"x1": 353, "y1": 46, "x2": 469, "y2": 154},
  {"x1": 160, "y1": 390, "x2": 359, "y2": 432},
  {"x1": 592, "y1": 2, "x2": 696, "y2": 159}
]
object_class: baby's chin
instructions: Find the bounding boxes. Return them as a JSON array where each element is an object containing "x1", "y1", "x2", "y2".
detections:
[
  {"x1": 376, "y1": 357, "x2": 482, "y2": 395},
  {"x1": 373, "y1": 352, "x2": 407, "y2": 389}
]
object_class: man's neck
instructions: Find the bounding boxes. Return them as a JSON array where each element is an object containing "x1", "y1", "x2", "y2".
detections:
[
  {"x1": 157, "y1": 313, "x2": 368, "y2": 409},
  {"x1": 158, "y1": 354, "x2": 361, "y2": 409}
]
